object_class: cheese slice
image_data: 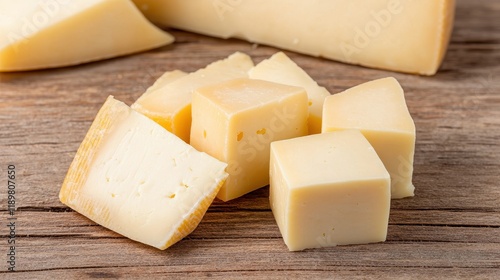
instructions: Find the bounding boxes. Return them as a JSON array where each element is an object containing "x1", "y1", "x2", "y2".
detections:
[
  {"x1": 132, "y1": 52, "x2": 254, "y2": 143},
  {"x1": 0, "y1": 0, "x2": 174, "y2": 71},
  {"x1": 133, "y1": 0, "x2": 455, "y2": 75},
  {"x1": 59, "y1": 96, "x2": 228, "y2": 250},
  {"x1": 322, "y1": 77, "x2": 415, "y2": 199},
  {"x1": 191, "y1": 78, "x2": 308, "y2": 201},
  {"x1": 270, "y1": 130, "x2": 391, "y2": 251},
  {"x1": 249, "y1": 52, "x2": 330, "y2": 134}
]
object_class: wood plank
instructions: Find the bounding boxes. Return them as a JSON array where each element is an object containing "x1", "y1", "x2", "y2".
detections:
[
  {"x1": 3, "y1": 267, "x2": 499, "y2": 280},
  {"x1": 7, "y1": 238, "x2": 500, "y2": 271},
  {"x1": 3, "y1": 210, "x2": 499, "y2": 245}
]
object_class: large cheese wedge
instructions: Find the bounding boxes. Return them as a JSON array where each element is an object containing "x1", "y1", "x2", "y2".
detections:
[
  {"x1": 191, "y1": 78, "x2": 308, "y2": 201},
  {"x1": 59, "y1": 96, "x2": 228, "y2": 250},
  {"x1": 132, "y1": 52, "x2": 254, "y2": 143},
  {"x1": 270, "y1": 130, "x2": 391, "y2": 251},
  {"x1": 249, "y1": 52, "x2": 331, "y2": 134},
  {"x1": 322, "y1": 77, "x2": 415, "y2": 199},
  {"x1": 0, "y1": 0, "x2": 174, "y2": 71},
  {"x1": 133, "y1": 0, "x2": 455, "y2": 75}
]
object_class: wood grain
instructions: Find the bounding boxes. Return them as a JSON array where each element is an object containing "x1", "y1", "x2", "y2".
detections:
[{"x1": 1, "y1": 0, "x2": 499, "y2": 278}]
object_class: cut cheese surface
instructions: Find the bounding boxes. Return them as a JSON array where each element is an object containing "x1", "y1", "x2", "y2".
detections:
[
  {"x1": 249, "y1": 52, "x2": 331, "y2": 134},
  {"x1": 144, "y1": 70, "x2": 188, "y2": 93},
  {"x1": 270, "y1": 130, "x2": 391, "y2": 251},
  {"x1": 59, "y1": 96, "x2": 228, "y2": 250},
  {"x1": 132, "y1": 70, "x2": 187, "y2": 130},
  {"x1": 133, "y1": 0, "x2": 455, "y2": 75},
  {"x1": 0, "y1": 0, "x2": 173, "y2": 71},
  {"x1": 132, "y1": 52, "x2": 254, "y2": 143},
  {"x1": 191, "y1": 78, "x2": 308, "y2": 201},
  {"x1": 322, "y1": 77, "x2": 415, "y2": 198}
]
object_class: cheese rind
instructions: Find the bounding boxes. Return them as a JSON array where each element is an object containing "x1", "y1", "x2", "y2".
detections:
[
  {"x1": 59, "y1": 96, "x2": 228, "y2": 250},
  {"x1": 0, "y1": 0, "x2": 174, "y2": 72},
  {"x1": 133, "y1": 0, "x2": 455, "y2": 75},
  {"x1": 249, "y1": 52, "x2": 331, "y2": 134},
  {"x1": 322, "y1": 77, "x2": 415, "y2": 199},
  {"x1": 132, "y1": 52, "x2": 254, "y2": 143},
  {"x1": 191, "y1": 78, "x2": 308, "y2": 201},
  {"x1": 270, "y1": 130, "x2": 391, "y2": 251}
]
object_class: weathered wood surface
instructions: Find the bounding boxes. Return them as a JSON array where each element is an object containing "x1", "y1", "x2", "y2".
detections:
[{"x1": 0, "y1": 0, "x2": 499, "y2": 278}]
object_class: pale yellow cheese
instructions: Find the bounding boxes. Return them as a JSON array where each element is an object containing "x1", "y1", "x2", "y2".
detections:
[
  {"x1": 132, "y1": 70, "x2": 187, "y2": 130},
  {"x1": 0, "y1": 0, "x2": 173, "y2": 72},
  {"x1": 322, "y1": 77, "x2": 415, "y2": 199},
  {"x1": 270, "y1": 130, "x2": 391, "y2": 251},
  {"x1": 132, "y1": 52, "x2": 254, "y2": 143},
  {"x1": 191, "y1": 78, "x2": 308, "y2": 201},
  {"x1": 133, "y1": 0, "x2": 455, "y2": 75},
  {"x1": 249, "y1": 52, "x2": 331, "y2": 134},
  {"x1": 143, "y1": 70, "x2": 188, "y2": 93},
  {"x1": 59, "y1": 96, "x2": 228, "y2": 250}
]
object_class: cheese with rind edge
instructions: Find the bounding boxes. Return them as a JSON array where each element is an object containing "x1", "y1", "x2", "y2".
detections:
[
  {"x1": 322, "y1": 77, "x2": 415, "y2": 199},
  {"x1": 59, "y1": 96, "x2": 228, "y2": 250},
  {"x1": 270, "y1": 130, "x2": 391, "y2": 251},
  {"x1": 249, "y1": 52, "x2": 330, "y2": 134},
  {"x1": 132, "y1": 52, "x2": 254, "y2": 143},
  {"x1": 0, "y1": 0, "x2": 174, "y2": 71},
  {"x1": 133, "y1": 0, "x2": 455, "y2": 75},
  {"x1": 191, "y1": 78, "x2": 308, "y2": 201}
]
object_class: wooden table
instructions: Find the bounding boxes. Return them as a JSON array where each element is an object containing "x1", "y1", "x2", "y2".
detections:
[{"x1": 1, "y1": 0, "x2": 499, "y2": 278}]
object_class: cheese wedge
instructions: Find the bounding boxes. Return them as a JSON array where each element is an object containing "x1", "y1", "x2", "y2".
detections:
[
  {"x1": 132, "y1": 52, "x2": 254, "y2": 143},
  {"x1": 144, "y1": 70, "x2": 188, "y2": 93},
  {"x1": 0, "y1": 0, "x2": 174, "y2": 71},
  {"x1": 133, "y1": 0, "x2": 455, "y2": 75},
  {"x1": 249, "y1": 52, "x2": 330, "y2": 134},
  {"x1": 270, "y1": 130, "x2": 391, "y2": 251},
  {"x1": 132, "y1": 70, "x2": 187, "y2": 129},
  {"x1": 59, "y1": 96, "x2": 228, "y2": 250},
  {"x1": 322, "y1": 77, "x2": 415, "y2": 199},
  {"x1": 191, "y1": 78, "x2": 308, "y2": 201}
]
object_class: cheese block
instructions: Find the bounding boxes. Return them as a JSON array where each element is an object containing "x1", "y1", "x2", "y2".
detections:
[
  {"x1": 59, "y1": 96, "x2": 228, "y2": 250},
  {"x1": 270, "y1": 130, "x2": 391, "y2": 251},
  {"x1": 144, "y1": 70, "x2": 188, "y2": 93},
  {"x1": 0, "y1": 0, "x2": 174, "y2": 71},
  {"x1": 191, "y1": 78, "x2": 308, "y2": 201},
  {"x1": 249, "y1": 52, "x2": 331, "y2": 134},
  {"x1": 132, "y1": 0, "x2": 455, "y2": 75},
  {"x1": 322, "y1": 77, "x2": 415, "y2": 199},
  {"x1": 132, "y1": 70, "x2": 187, "y2": 129},
  {"x1": 132, "y1": 52, "x2": 254, "y2": 143}
]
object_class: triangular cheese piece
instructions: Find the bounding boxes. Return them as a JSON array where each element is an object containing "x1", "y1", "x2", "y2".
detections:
[
  {"x1": 249, "y1": 52, "x2": 330, "y2": 134},
  {"x1": 0, "y1": 0, "x2": 174, "y2": 71},
  {"x1": 59, "y1": 96, "x2": 228, "y2": 249}
]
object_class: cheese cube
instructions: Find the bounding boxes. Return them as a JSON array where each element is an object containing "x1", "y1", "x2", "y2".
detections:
[
  {"x1": 0, "y1": 0, "x2": 174, "y2": 71},
  {"x1": 133, "y1": 0, "x2": 455, "y2": 75},
  {"x1": 191, "y1": 78, "x2": 308, "y2": 201},
  {"x1": 322, "y1": 77, "x2": 415, "y2": 199},
  {"x1": 249, "y1": 52, "x2": 331, "y2": 134},
  {"x1": 132, "y1": 52, "x2": 254, "y2": 143},
  {"x1": 59, "y1": 96, "x2": 228, "y2": 250},
  {"x1": 270, "y1": 130, "x2": 391, "y2": 251}
]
